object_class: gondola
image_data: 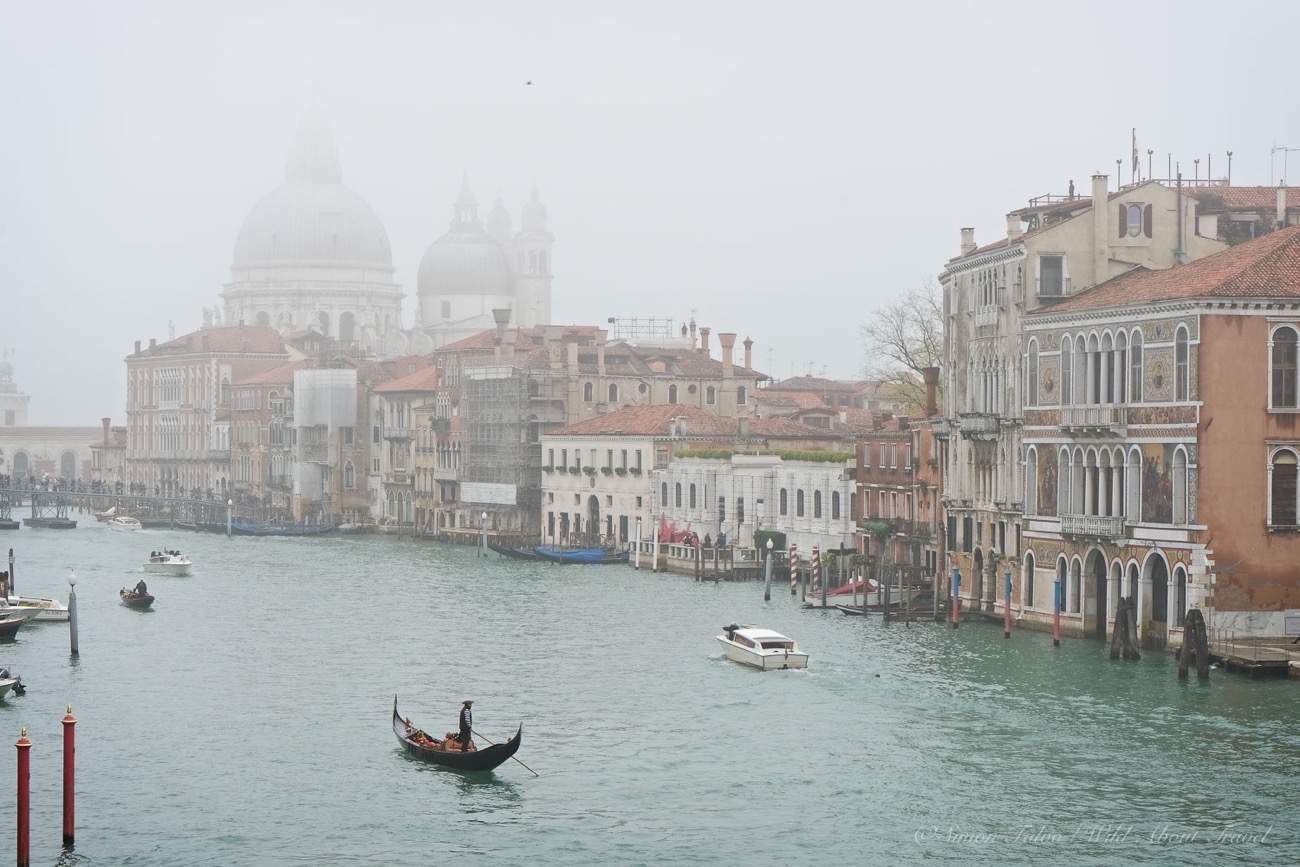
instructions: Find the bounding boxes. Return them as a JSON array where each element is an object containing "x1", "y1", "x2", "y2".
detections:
[
  {"x1": 487, "y1": 542, "x2": 544, "y2": 561},
  {"x1": 392, "y1": 697, "x2": 522, "y2": 772},
  {"x1": 533, "y1": 546, "x2": 630, "y2": 565},
  {"x1": 119, "y1": 589, "x2": 155, "y2": 610}
]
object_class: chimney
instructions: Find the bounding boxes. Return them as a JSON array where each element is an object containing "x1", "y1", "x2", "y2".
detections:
[
  {"x1": 699, "y1": 327, "x2": 711, "y2": 356},
  {"x1": 923, "y1": 366, "x2": 940, "y2": 417},
  {"x1": 101, "y1": 417, "x2": 111, "y2": 442},
  {"x1": 596, "y1": 342, "x2": 606, "y2": 376},
  {"x1": 742, "y1": 337, "x2": 753, "y2": 370},
  {"x1": 1006, "y1": 213, "x2": 1023, "y2": 240},
  {"x1": 718, "y1": 332, "x2": 736, "y2": 376},
  {"x1": 149, "y1": 338, "x2": 157, "y2": 349},
  {"x1": 959, "y1": 227, "x2": 976, "y2": 256},
  {"x1": 134, "y1": 340, "x2": 142, "y2": 355},
  {"x1": 1278, "y1": 184, "x2": 1288, "y2": 229},
  {"x1": 491, "y1": 308, "x2": 512, "y2": 362},
  {"x1": 1091, "y1": 174, "x2": 1109, "y2": 287},
  {"x1": 689, "y1": 319, "x2": 697, "y2": 348}
]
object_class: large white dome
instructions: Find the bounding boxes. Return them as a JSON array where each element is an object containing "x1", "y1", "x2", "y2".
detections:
[{"x1": 231, "y1": 113, "x2": 393, "y2": 270}]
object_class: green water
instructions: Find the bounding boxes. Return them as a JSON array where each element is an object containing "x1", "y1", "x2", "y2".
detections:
[{"x1": 1, "y1": 525, "x2": 1296, "y2": 865}]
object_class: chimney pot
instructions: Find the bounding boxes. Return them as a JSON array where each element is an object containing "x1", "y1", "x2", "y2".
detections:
[
  {"x1": 1092, "y1": 174, "x2": 1109, "y2": 286},
  {"x1": 149, "y1": 338, "x2": 157, "y2": 349},
  {"x1": 699, "y1": 327, "x2": 711, "y2": 356},
  {"x1": 960, "y1": 227, "x2": 976, "y2": 256},
  {"x1": 1006, "y1": 213, "x2": 1023, "y2": 240},
  {"x1": 134, "y1": 340, "x2": 142, "y2": 354},
  {"x1": 1277, "y1": 184, "x2": 1288, "y2": 229},
  {"x1": 923, "y1": 366, "x2": 940, "y2": 417},
  {"x1": 718, "y1": 332, "x2": 736, "y2": 376}
]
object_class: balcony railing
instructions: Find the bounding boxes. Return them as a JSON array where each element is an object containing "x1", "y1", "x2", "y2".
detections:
[
  {"x1": 974, "y1": 306, "x2": 998, "y2": 328},
  {"x1": 958, "y1": 413, "x2": 999, "y2": 437},
  {"x1": 1059, "y1": 513, "x2": 1125, "y2": 538},
  {"x1": 1060, "y1": 404, "x2": 1125, "y2": 432},
  {"x1": 387, "y1": 468, "x2": 411, "y2": 485},
  {"x1": 433, "y1": 466, "x2": 459, "y2": 481},
  {"x1": 384, "y1": 427, "x2": 412, "y2": 441}
]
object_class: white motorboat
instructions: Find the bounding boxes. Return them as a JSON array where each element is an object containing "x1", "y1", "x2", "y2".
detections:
[
  {"x1": 144, "y1": 550, "x2": 192, "y2": 576},
  {"x1": 6, "y1": 596, "x2": 69, "y2": 623},
  {"x1": 108, "y1": 516, "x2": 143, "y2": 531},
  {"x1": 716, "y1": 624, "x2": 809, "y2": 670},
  {"x1": 0, "y1": 666, "x2": 25, "y2": 701}
]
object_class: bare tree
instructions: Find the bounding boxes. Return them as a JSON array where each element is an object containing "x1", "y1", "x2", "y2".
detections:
[{"x1": 860, "y1": 282, "x2": 942, "y2": 414}]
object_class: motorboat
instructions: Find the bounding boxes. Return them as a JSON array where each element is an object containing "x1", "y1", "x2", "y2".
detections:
[
  {"x1": 108, "y1": 516, "x2": 143, "y2": 531},
  {"x1": 120, "y1": 588, "x2": 154, "y2": 610},
  {"x1": 144, "y1": 550, "x2": 193, "y2": 576},
  {"x1": 716, "y1": 624, "x2": 809, "y2": 670},
  {"x1": 0, "y1": 665, "x2": 25, "y2": 700},
  {"x1": 5, "y1": 596, "x2": 68, "y2": 623},
  {"x1": 94, "y1": 506, "x2": 118, "y2": 522},
  {"x1": 0, "y1": 614, "x2": 24, "y2": 641}
]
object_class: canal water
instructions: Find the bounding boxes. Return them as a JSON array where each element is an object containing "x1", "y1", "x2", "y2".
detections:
[{"x1": 1, "y1": 525, "x2": 1296, "y2": 865}]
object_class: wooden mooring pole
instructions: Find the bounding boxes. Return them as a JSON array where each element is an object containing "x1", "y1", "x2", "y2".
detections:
[
  {"x1": 16, "y1": 728, "x2": 30, "y2": 867},
  {"x1": 1003, "y1": 569, "x2": 1012, "y2": 639},
  {"x1": 62, "y1": 706, "x2": 76, "y2": 849},
  {"x1": 950, "y1": 567, "x2": 960, "y2": 628}
]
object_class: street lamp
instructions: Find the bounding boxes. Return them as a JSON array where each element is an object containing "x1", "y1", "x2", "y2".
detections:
[{"x1": 764, "y1": 538, "x2": 774, "y2": 601}]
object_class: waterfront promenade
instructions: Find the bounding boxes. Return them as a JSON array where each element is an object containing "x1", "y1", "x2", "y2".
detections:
[{"x1": 0, "y1": 524, "x2": 1295, "y2": 865}]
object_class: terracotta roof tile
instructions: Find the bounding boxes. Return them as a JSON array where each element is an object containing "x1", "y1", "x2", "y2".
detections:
[
  {"x1": 1043, "y1": 226, "x2": 1300, "y2": 313},
  {"x1": 376, "y1": 365, "x2": 440, "y2": 393},
  {"x1": 131, "y1": 325, "x2": 285, "y2": 357},
  {"x1": 1183, "y1": 186, "x2": 1300, "y2": 210},
  {"x1": 234, "y1": 360, "x2": 305, "y2": 386}
]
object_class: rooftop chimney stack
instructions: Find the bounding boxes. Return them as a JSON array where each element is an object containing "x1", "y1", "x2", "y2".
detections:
[
  {"x1": 101, "y1": 417, "x2": 111, "y2": 442},
  {"x1": 718, "y1": 332, "x2": 736, "y2": 377},
  {"x1": 699, "y1": 327, "x2": 711, "y2": 357},
  {"x1": 960, "y1": 227, "x2": 976, "y2": 256},
  {"x1": 742, "y1": 337, "x2": 753, "y2": 370},
  {"x1": 134, "y1": 340, "x2": 141, "y2": 355},
  {"x1": 1278, "y1": 184, "x2": 1288, "y2": 229},
  {"x1": 1006, "y1": 213, "x2": 1023, "y2": 240},
  {"x1": 689, "y1": 319, "x2": 697, "y2": 349},
  {"x1": 149, "y1": 338, "x2": 157, "y2": 349},
  {"x1": 1091, "y1": 174, "x2": 1109, "y2": 286},
  {"x1": 923, "y1": 366, "x2": 940, "y2": 417}
]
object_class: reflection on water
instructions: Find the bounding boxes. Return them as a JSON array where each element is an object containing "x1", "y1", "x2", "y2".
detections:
[{"x1": 0, "y1": 527, "x2": 1295, "y2": 866}]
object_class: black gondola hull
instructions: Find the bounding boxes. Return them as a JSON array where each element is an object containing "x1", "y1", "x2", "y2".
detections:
[
  {"x1": 392, "y1": 698, "x2": 522, "y2": 772},
  {"x1": 120, "y1": 591, "x2": 154, "y2": 610}
]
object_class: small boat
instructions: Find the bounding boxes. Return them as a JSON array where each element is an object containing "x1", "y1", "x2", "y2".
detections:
[
  {"x1": 230, "y1": 520, "x2": 334, "y2": 537},
  {"x1": 120, "y1": 589, "x2": 154, "y2": 610},
  {"x1": 0, "y1": 615, "x2": 24, "y2": 641},
  {"x1": 95, "y1": 506, "x2": 118, "y2": 522},
  {"x1": 716, "y1": 624, "x2": 809, "y2": 670},
  {"x1": 533, "y1": 546, "x2": 630, "y2": 565},
  {"x1": 392, "y1": 697, "x2": 522, "y2": 773},
  {"x1": 108, "y1": 516, "x2": 143, "y2": 531},
  {"x1": 6, "y1": 596, "x2": 68, "y2": 622},
  {"x1": 144, "y1": 551, "x2": 193, "y2": 576}
]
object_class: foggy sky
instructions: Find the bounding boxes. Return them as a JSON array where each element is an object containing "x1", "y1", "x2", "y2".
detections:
[{"x1": 4, "y1": 1, "x2": 1300, "y2": 424}]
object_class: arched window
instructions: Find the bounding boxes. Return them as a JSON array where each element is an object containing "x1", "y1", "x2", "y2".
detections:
[
  {"x1": 1027, "y1": 340, "x2": 1039, "y2": 407},
  {"x1": 1115, "y1": 331, "x2": 1128, "y2": 404},
  {"x1": 674, "y1": 483, "x2": 682, "y2": 507},
  {"x1": 796, "y1": 490, "x2": 805, "y2": 517},
  {"x1": 831, "y1": 490, "x2": 841, "y2": 520},
  {"x1": 1172, "y1": 448, "x2": 1188, "y2": 524},
  {"x1": 705, "y1": 386, "x2": 716, "y2": 405},
  {"x1": 344, "y1": 461, "x2": 355, "y2": 489},
  {"x1": 1126, "y1": 447, "x2": 1142, "y2": 520},
  {"x1": 689, "y1": 483, "x2": 697, "y2": 509},
  {"x1": 1174, "y1": 565, "x2": 1187, "y2": 627},
  {"x1": 1129, "y1": 329, "x2": 1143, "y2": 402},
  {"x1": 737, "y1": 386, "x2": 747, "y2": 405},
  {"x1": 1175, "y1": 326, "x2": 1190, "y2": 401},
  {"x1": 1272, "y1": 326, "x2": 1298, "y2": 409},
  {"x1": 1271, "y1": 448, "x2": 1298, "y2": 527},
  {"x1": 813, "y1": 490, "x2": 822, "y2": 518},
  {"x1": 1057, "y1": 448, "x2": 1070, "y2": 515},
  {"x1": 668, "y1": 385, "x2": 678, "y2": 404},
  {"x1": 660, "y1": 482, "x2": 668, "y2": 505},
  {"x1": 608, "y1": 383, "x2": 618, "y2": 403},
  {"x1": 1023, "y1": 552, "x2": 1035, "y2": 608},
  {"x1": 1060, "y1": 336, "x2": 1072, "y2": 405},
  {"x1": 583, "y1": 382, "x2": 594, "y2": 402},
  {"x1": 1055, "y1": 557, "x2": 1067, "y2": 613},
  {"x1": 779, "y1": 488, "x2": 788, "y2": 516},
  {"x1": 1025, "y1": 447, "x2": 1038, "y2": 515},
  {"x1": 1070, "y1": 559, "x2": 1081, "y2": 613}
]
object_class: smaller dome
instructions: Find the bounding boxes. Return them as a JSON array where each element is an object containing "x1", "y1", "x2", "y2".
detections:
[
  {"x1": 417, "y1": 230, "x2": 514, "y2": 300},
  {"x1": 521, "y1": 187, "x2": 548, "y2": 234},
  {"x1": 486, "y1": 196, "x2": 512, "y2": 242}
]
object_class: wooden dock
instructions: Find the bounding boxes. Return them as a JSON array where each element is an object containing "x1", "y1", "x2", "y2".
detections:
[{"x1": 1209, "y1": 640, "x2": 1300, "y2": 677}]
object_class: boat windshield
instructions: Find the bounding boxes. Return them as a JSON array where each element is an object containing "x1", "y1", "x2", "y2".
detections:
[{"x1": 759, "y1": 640, "x2": 794, "y2": 650}]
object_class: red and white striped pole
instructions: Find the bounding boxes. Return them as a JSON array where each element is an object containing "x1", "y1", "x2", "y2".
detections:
[
  {"x1": 62, "y1": 706, "x2": 76, "y2": 849},
  {"x1": 788, "y1": 543, "x2": 798, "y2": 595},
  {"x1": 16, "y1": 727, "x2": 30, "y2": 867}
]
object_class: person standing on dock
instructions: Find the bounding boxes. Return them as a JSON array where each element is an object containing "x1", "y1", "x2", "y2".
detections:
[{"x1": 458, "y1": 700, "x2": 473, "y2": 751}]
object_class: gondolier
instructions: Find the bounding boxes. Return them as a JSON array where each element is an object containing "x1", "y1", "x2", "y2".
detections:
[{"x1": 458, "y1": 700, "x2": 473, "y2": 751}]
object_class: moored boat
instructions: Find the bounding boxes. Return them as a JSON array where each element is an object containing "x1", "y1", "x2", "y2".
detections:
[
  {"x1": 716, "y1": 624, "x2": 809, "y2": 670},
  {"x1": 108, "y1": 516, "x2": 143, "y2": 531},
  {"x1": 533, "y1": 546, "x2": 629, "y2": 565},
  {"x1": 0, "y1": 614, "x2": 24, "y2": 640},
  {"x1": 6, "y1": 596, "x2": 68, "y2": 622},
  {"x1": 144, "y1": 550, "x2": 193, "y2": 576},
  {"x1": 391, "y1": 697, "x2": 522, "y2": 772},
  {"x1": 488, "y1": 542, "x2": 544, "y2": 561},
  {"x1": 230, "y1": 520, "x2": 333, "y2": 537},
  {"x1": 120, "y1": 589, "x2": 154, "y2": 610}
]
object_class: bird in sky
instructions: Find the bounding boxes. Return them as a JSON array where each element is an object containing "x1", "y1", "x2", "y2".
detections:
[{"x1": 525, "y1": 80, "x2": 533, "y2": 86}]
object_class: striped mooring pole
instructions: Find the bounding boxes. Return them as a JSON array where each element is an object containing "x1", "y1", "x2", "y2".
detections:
[{"x1": 788, "y1": 543, "x2": 799, "y2": 595}]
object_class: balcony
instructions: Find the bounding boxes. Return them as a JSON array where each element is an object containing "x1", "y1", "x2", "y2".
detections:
[
  {"x1": 384, "y1": 427, "x2": 412, "y2": 441},
  {"x1": 434, "y1": 466, "x2": 459, "y2": 481},
  {"x1": 974, "y1": 306, "x2": 998, "y2": 328},
  {"x1": 387, "y1": 468, "x2": 411, "y2": 485},
  {"x1": 1059, "y1": 513, "x2": 1125, "y2": 538},
  {"x1": 958, "y1": 413, "x2": 999, "y2": 439},
  {"x1": 301, "y1": 442, "x2": 328, "y2": 464},
  {"x1": 1060, "y1": 404, "x2": 1125, "y2": 435}
]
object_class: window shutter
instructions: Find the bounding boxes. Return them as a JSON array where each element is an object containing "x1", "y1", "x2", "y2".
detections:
[
  {"x1": 1143, "y1": 204, "x2": 1153, "y2": 238},
  {"x1": 1117, "y1": 204, "x2": 1127, "y2": 237}
]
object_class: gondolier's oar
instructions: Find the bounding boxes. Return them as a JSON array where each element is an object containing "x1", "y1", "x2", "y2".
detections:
[{"x1": 471, "y1": 728, "x2": 539, "y2": 777}]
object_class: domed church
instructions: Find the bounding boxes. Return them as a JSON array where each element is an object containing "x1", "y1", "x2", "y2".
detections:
[
  {"x1": 417, "y1": 179, "x2": 554, "y2": 348},
  {"x1": 220, "y1": 111, "x2": 406, "y2": 355}
]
